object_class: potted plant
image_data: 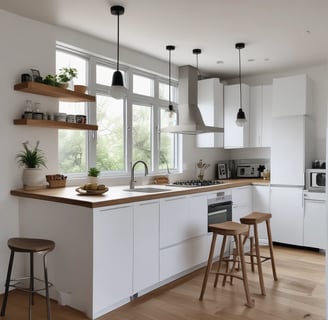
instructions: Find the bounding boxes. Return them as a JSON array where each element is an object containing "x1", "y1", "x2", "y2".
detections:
[
  {"x1": 57, "y1": 67, "x2": 78, "y2": 88},
  {"x1": 16, "y1": 141, "x2": 47, "y2": 190},
  {"x1": 88, "y1": 167, "x2": 100, "y2": 184}
]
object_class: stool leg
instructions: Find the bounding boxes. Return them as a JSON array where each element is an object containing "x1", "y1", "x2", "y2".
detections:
[
  {"x1": 253, "y1": 224, "x2": 266, "y2": 296},
  {"x1": 0, "y1": 250, "x2": 15, "y2": 316},
  {"x1": 214, "y1": 235, "x2": 227, "y2": 288},
  {"x1": 43, "y1": 252, "x2": 52, "y2": 320},
  {"x1": 249, "y1": 236, "x2": 255, "y2": 272},
  {"x1": 266, "y1": 219, "x2": 278, "y2": 281},
  {"x1": 199, "y1": 233, "x2": 217, "y2": 300},
  {"x1": 29, "y1": 252, "x2": 34, "y2": 320},
  {"x1": 237, "y1": 234, "x2": 254, "y2": 308}
]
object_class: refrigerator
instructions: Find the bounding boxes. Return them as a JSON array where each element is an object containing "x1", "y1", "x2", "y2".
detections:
[{"x1": 270, "y1": 115, "x2": 312, "y2": 246}]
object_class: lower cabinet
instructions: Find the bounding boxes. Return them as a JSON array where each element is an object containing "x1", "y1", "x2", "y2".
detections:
[
  {"x1": 159, "y1": 193, "x2": 208, "y2": 281},
  {"x1": 232, "y1": 186, "x2": 252, "y2": 222},
  {"x1": 252, "y1": 185, "x2": 270, "y2": 241},
  {"x1": 160, "y1": 234, "x2": 211, "y2": 281},
  {"x1": 304, "y1": 197, "x2": 326, "y2": 249},
  {"x1": 133, "y1": 200, "x2": 160, "y2": 293},
  {"x1": 270, "y1": 186, "x2": 304, "y2": 246},
  {"x1": 93, "y1": 204, "x2": 134, "y2": 313}
]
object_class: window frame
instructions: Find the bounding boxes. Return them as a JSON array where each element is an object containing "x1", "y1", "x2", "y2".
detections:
[{"x1": 56, "y1": 45, "x2": 180, "y2": 177}]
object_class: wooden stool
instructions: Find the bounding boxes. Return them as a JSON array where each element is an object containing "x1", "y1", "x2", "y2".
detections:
[
  {"x1": 199, "y1": 221, "x2": 254, "y2": 307},
  {"x1": 0, "y1": 237, "x2": 55, "y2": 320},
  {"x1": 240, "y1": 212, "x2": 278, "y2": 296}
]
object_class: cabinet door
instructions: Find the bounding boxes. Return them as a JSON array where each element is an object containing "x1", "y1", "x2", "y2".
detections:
[
  {"x1": 252, "y1": 185, "x2": 270, "y2": 241},
  {"x1": 249, "y1": 86, "x2": 262, "y2": 148},
  {"x1": 272, "y1": 74, "x2": 308, "y2": 117},
  {"x1": 304, "y1": 200, "x2": 326, "y2": 249},
  {"x1": 160, "y1": 196, "x2": 189, "y2": 248},
  {"x1": 271, "y1": 116, "x2": 305, "y2": 185},
  {"x1": 224, "y1": 84, "x2": 250, "y2": 148},
  {"x1": 261, "y1": 85, "x2": 272, "y2": 147},
  {"x1": 93, "y1": 205, "x2": 133, "y2": 311},
  {"x1": 232, "y1": 186, "x2": 252, "y2": 222},
  {"x1": 160, "y1": 194, "x2": 207, "y2": 248},
  {"x1": 197, "y1": 78, "x2": 224, "y2": 148},
  {"x1": 133, "y1": 201, "x2": 159, "y2": 293},
  {"x1": 270, "y1": 186, "x2": 304, "y2": 246}
]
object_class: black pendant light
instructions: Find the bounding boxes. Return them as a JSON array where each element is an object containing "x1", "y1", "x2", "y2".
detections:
[
  {"x1": 235, "y1": 42, "x2": 246, "y2": 127},
  {"x1": 192, "y1": 48, "x2": 202, "y2": 79},
  {"x1": 166, "y1": 45, "x2": 175, "y2": 117},
  {"x1": 109, "y1": 5, "x2": 127, "y2": 99}
]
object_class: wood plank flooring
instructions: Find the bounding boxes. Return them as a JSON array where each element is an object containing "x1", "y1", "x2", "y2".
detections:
[{"x1": 0, "y1": 245, "x2": 325, "y2": 320}]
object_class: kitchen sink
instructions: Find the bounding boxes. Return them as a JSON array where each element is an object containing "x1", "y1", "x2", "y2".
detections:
[{"x1": 123, "y1": 187, "x2": 171, "y2": 193}]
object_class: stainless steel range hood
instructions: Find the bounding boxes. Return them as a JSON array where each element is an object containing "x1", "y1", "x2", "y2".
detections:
[{"x1": 161, "y1": 65, "x2": 224, "y2": 135}]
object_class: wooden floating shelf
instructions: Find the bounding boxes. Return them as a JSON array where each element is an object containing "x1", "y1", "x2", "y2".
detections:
[
  {"x1": 14, "y1": 82, "x2": 96, "y2": 102},
  {"x1": 13, "y1": 119, "x2": 98, "y2": 131}
]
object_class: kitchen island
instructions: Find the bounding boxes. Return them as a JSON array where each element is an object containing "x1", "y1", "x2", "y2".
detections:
[{"x1": 11, "y1": 179, "x2": 268, "y2": 319}]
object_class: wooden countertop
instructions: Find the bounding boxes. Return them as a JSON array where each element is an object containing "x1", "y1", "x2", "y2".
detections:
[{"x1": 11, "y1": 179, "x2": 270, "y2": 208}]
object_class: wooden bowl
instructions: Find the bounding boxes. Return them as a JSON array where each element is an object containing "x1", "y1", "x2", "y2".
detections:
[{"x1": 74, "y1": 85, "x2": 87, "y2": 93}]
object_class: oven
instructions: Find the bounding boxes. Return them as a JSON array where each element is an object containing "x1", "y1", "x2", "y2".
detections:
[{"x1": 207, "y1": 191, "x2": 232, "y2": 231}]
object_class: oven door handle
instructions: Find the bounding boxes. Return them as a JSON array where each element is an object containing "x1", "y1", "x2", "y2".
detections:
[{"x1": 208, "y1": 209, "x2": 228, "y2": 216}]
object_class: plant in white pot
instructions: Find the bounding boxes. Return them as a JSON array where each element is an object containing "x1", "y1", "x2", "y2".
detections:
[
  {"x1": 88, "y1": 167, "x2": 100, "y2": 184},
  {"x1": 16, "y1": 141, "x2": 47, "y2": 190}
]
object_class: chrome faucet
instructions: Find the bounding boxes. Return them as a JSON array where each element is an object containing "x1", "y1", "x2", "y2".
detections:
[{"x1": 129, "y1": 160, "x2": 149, "y2": 190}]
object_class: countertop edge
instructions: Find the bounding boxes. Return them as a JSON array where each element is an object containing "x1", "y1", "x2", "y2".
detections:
[{"x1": 11, "y1": 179, "x2": 270, "y2": 208}]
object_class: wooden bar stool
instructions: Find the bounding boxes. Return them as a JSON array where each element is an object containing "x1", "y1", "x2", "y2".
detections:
[
  {"x1": 240, "y1": 212, "x2": 278, "y2": 296},
  {"x1": 0, "y1": 237, "x2": 55, "y2": 320},
  {"x1": 199, "y1": 221, "x2": 254, "y2": 307}
]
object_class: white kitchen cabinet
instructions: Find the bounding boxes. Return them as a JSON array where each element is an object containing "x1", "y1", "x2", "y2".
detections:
[
  {"x1": 224, "y1": 84, "x2": 250, "y2": 148},
  {"x1": 272, "y1": 74, "x2": 310, "y2": 117},
  {"x1": 133, "y1": 200, "x2": 159, "y2": 293},
  {"x1": 232, "y1": 186, "x2": 252, "y2": 222},
  {"x1": 160, "y1": 194, "x2": 207, "y2": 248},
  {"x1": 270, "y1": 186, "x2": 304, "y2": 246},
  {"x1": 271, "y1": 115, "x2": 311, "y2": 186},
  {"x1": 197, "y1": 78, "x2": 224, "y2": 148},
  {"x1": 93, "y1": 204, "x2": 133, "y2": 313},
  {"x1": 249, "y1": 85, "x2": 272, "y2": 147},
  {"x1": 160, "y1": 234, "x2": 210, "y2": 281},
  {"x1": 303, "y1": 193, "x2": 326, "y2": 249},
  {"x1": 159, "y1": 193, "x2": 208, "y2": 281},
  {"x1": 252, "y1": 185, "x2": 270, "y2": 241}
]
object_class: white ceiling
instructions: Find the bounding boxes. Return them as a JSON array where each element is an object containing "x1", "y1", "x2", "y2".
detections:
[{"x1": 1, "y1": 0, "x2": 328, "y2": 78}]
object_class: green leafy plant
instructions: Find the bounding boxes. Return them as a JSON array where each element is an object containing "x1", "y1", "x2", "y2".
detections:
[
  {"x1": 43, "y1": 74, "x2": 60, "y2": 87},
  {"x1": 16, "y1": 141, "x2": 47, "y2": 168},
  {"x1": 88, "y1": 167, "x2": 100, "y2": 177},
  {"x1": 57, "y1": 67, "x2": 78, "y2": 83}
]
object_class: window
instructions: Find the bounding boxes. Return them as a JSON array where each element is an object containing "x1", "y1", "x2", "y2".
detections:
[
  {"x1": 56, "y1": 50, "x2": 88, "y2": 174},
  {"x1": 133, "y1": 74, "x2": 154, "y2": 97},
  {"x1": 132, "y1": 104, "x2": 152, "y2": 165},
  {"x1": 56, "y1": 47, "x2": 179, "y2": 176},
  {"x1": 96, "y1": 94, "x2": 125, "y2": 171}
]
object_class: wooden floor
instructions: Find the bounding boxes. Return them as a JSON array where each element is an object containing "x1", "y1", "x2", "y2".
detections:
[{"x1": 0, "y1": 245, "x2": 325, "y2": 320}]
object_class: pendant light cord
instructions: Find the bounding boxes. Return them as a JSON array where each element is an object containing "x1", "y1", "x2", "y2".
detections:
[
  {"x1": 116, "y1": 13, "x2": 120, "y2": 72},
  {"x1": 238, "y1": 47, "x2": 242, "y2": 109},
  {"x1": 168, "y1": 49, "x2": 172, "y2": 106},
  {"x1": 238, "y1": 49, "x2": 243, "y2": 109}
]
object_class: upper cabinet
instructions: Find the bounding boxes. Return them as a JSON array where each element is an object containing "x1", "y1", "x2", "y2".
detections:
[
  {"x1": 272, "y1": 74, "x2": 310, "y2": 117},
  {"x1": 196, "y1": 78, "x2": 224, "y2": 148},
  {"x1": 224, "y1": 83, "x2": 250, "y2": 148},
  {"x1": 249, "y1": 85, "x2": 272, "y2": 147}
]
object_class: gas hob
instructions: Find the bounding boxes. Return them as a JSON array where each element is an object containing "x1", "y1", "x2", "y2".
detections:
[{"x1": 168, "y1": 180, "x2": 225, "y2": 187}]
